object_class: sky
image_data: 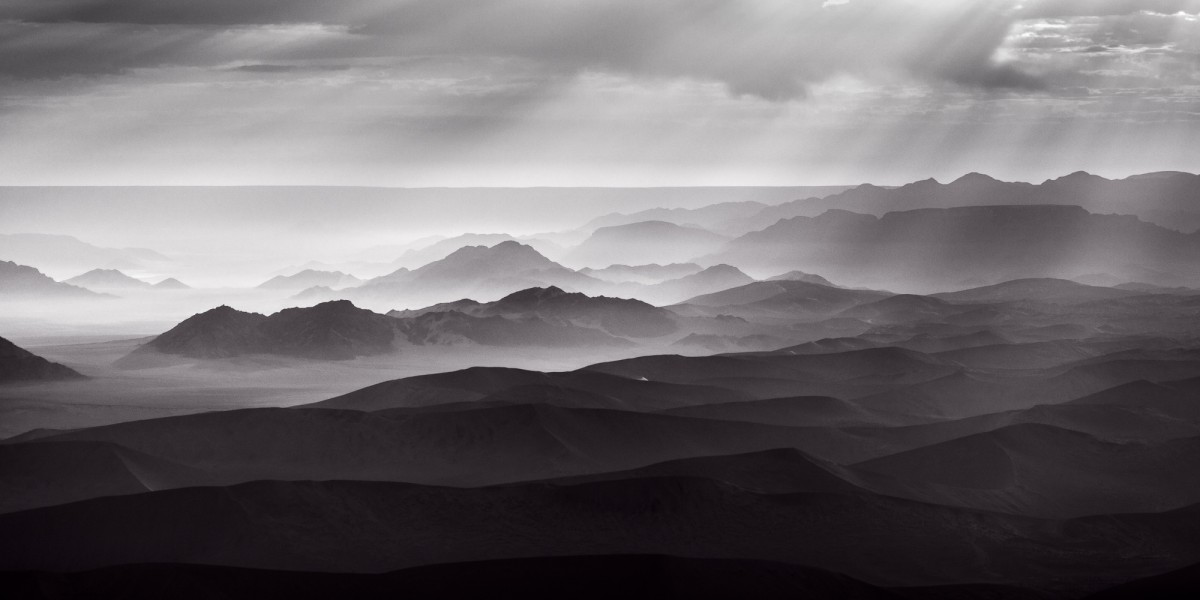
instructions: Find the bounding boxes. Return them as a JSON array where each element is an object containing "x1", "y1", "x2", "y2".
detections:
[{"x1": 0, "y1": 0, "x2": 1197, "y2": 186}]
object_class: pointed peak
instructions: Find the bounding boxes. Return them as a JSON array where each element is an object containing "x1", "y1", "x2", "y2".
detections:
[
  {"x1": 153, "y1": 277, "x2": 190, "y2": 289},
  {"x1": 906, "y1": 177, "x2": 941, "y2": 187}
]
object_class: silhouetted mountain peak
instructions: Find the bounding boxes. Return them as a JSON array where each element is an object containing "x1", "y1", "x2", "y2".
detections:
[
  {"x1": 258, "y1": 269, "x2": 362, "y2": 290},
  {"x1": 492, "y1": 240, "x2": 530, "y2": 252},
  {"x1": 308, "y1": 299, "x2": 361, "y2": 313},
  {"x1": 64, "y1": 268, "x2": 149, "y2": 289},
  {"x1": 495, "y1": 286, "x2": 570, "y2": 305},
  {"x1": 905, "y1": 177, "x2": 941, "y2": 189},
  {"x1": 438, "y1": 241, "x2": 553, "y2": 265},
  {"x1": 144, "y1": 301, "x2": 396, "y2": 360},
  {"x1": 1048, "y1": 170, "x2": 1108, "y2": 184},
  {"x1": 697, "y1": 264, "x2": 746, "y2": 277},
  {"x1": 152, "y1": 277, "x2": 190, "y2": 289},
  {"x1": 768, "y1": 270, "x2": 837, "y2": 287},
  {"x1": 950, "y1": 172, "x2": 999, "y2": 186}
]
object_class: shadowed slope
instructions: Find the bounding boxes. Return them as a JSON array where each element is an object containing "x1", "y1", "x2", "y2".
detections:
[
  {"x1": 0, "y1": 336, "x2": 85, "y2": 382},
  {"x1": 0, "y1": 440, "x2": 211, "y2": 514},
  {"x1": 3, "y1": 478, "x2": 1200, "y2": 593},
  {"x1": 310, "y1": 366, "x2": 751, "y2": 411},
  {"x1": 0, "y1": 556, "x2": 910, "y2": 600},
  {"x1": 855, "y1": 424, "x2": 1200, "y2": 517}
]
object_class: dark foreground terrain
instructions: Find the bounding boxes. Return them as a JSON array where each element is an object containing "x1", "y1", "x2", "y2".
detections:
[
  {"x1": 4, "y1": 274, "x2": 1200, "y2": 599},
  {"x1": 4, "y1": 172, "x2": 1200, "y2": 598}
]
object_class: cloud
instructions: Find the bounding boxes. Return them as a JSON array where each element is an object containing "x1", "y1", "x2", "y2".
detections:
[
  {"x1": 0, "y1": 0, "x2": 342, "y2": 26},
  {"x1": 0, "y1": 0, "x2": 1046, "y2": 99},
  {"x1": 1017, "y1": 0, "x2": 1200, "y2": 18}
]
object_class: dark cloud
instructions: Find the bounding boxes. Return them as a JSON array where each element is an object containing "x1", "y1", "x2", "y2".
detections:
[
  {"x1": 0, "y1": 0, "x2": 1047, "y2": 98},
  {"x1": 0, "y1": 22, "x2": 216, "y2": 78},
  {"x1": 0, "y1": 0, "x2": 343, "y2": 26}
]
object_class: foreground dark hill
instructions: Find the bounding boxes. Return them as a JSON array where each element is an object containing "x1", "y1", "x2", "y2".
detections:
[
  {"x1": 712, "y1": 205, "x2": 1200, "y2": 291},
  {"x1": 0, "y1": 440, "x2": 209, "y2": 514},
  {"x1": 853, "y1": 424, "x2": 1200, "y2": 517},
  {"x1": 0, "y1": 260, "x2": 101, "y2": 298},
  {"x1": 14, "y1": 402, "x2": 893, "y2": 489},
  {"x1": 12, "y1": 392, "x2": 1200, "y2": 517},
  {"x1": 0, "y1": 336, "x2": 85, "y2": 382},
  {"x1": 4, "y1": 477, "x2": 1200, "y2": 595},
  {"x1": 732, "y1": 171, "x2": 1200, "y2": 235},
  {"x1": 1083, "y1": 561, "x2": 1200, "y2": 599},
  {"x1": 0, "y1": 556, "x2": 911, "y2": 600}
]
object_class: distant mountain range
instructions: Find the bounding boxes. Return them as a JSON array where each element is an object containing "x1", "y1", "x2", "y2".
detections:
[
  {"x1": 65, "y1": 269, "x2": 151, "y2": 290},
  {"x1": 258, "y1": 269, "x2": 362, "y2": 291},
  {"x1": 63, "y1": 268, "x2": 190, "y2": 293},
  {"x1": 0, "y1": 233, "x2": 170, "y2": 280},
  {"x1": 308, "y1": 241, "x2": 606, "y2": 309},
  {"x1": 584, "y1": 171, "x2": 1199, "y2": 237},
  {"x1": 391, "y1": 286, "x2": 678, "y2": 339},
  {"x1": 710, "y1": 204, "x2": 1200, "y2": 291},
  {"x1": 580, "y1": 263, "x2": 703, "y2": 285},
  {"x1": 135, "y1": 287, "x2": 689, "y2": 360},
  {"x1": 564, "y1": 221, "x2": 729, "y2": 269},
  {"x1": 136, "y1": 301, "x2": 396, "y2": 361},
  {"x1": 387, "y1": 233, "x2": 565, "y2": 269},
  {"x1": 0, "y1": 260, "x2": 104, "y2": 298},
  {"x1": 741, "y1": 171, "x2": 1200, "y2": 234},
  {"x1": 584, "y1": 200, "x2": 771, "y2": 233}
]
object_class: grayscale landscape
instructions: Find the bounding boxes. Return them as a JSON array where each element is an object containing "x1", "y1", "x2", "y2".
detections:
[{"x1": 2, "y1": 2, "x2": 1200, "y2": 599}]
